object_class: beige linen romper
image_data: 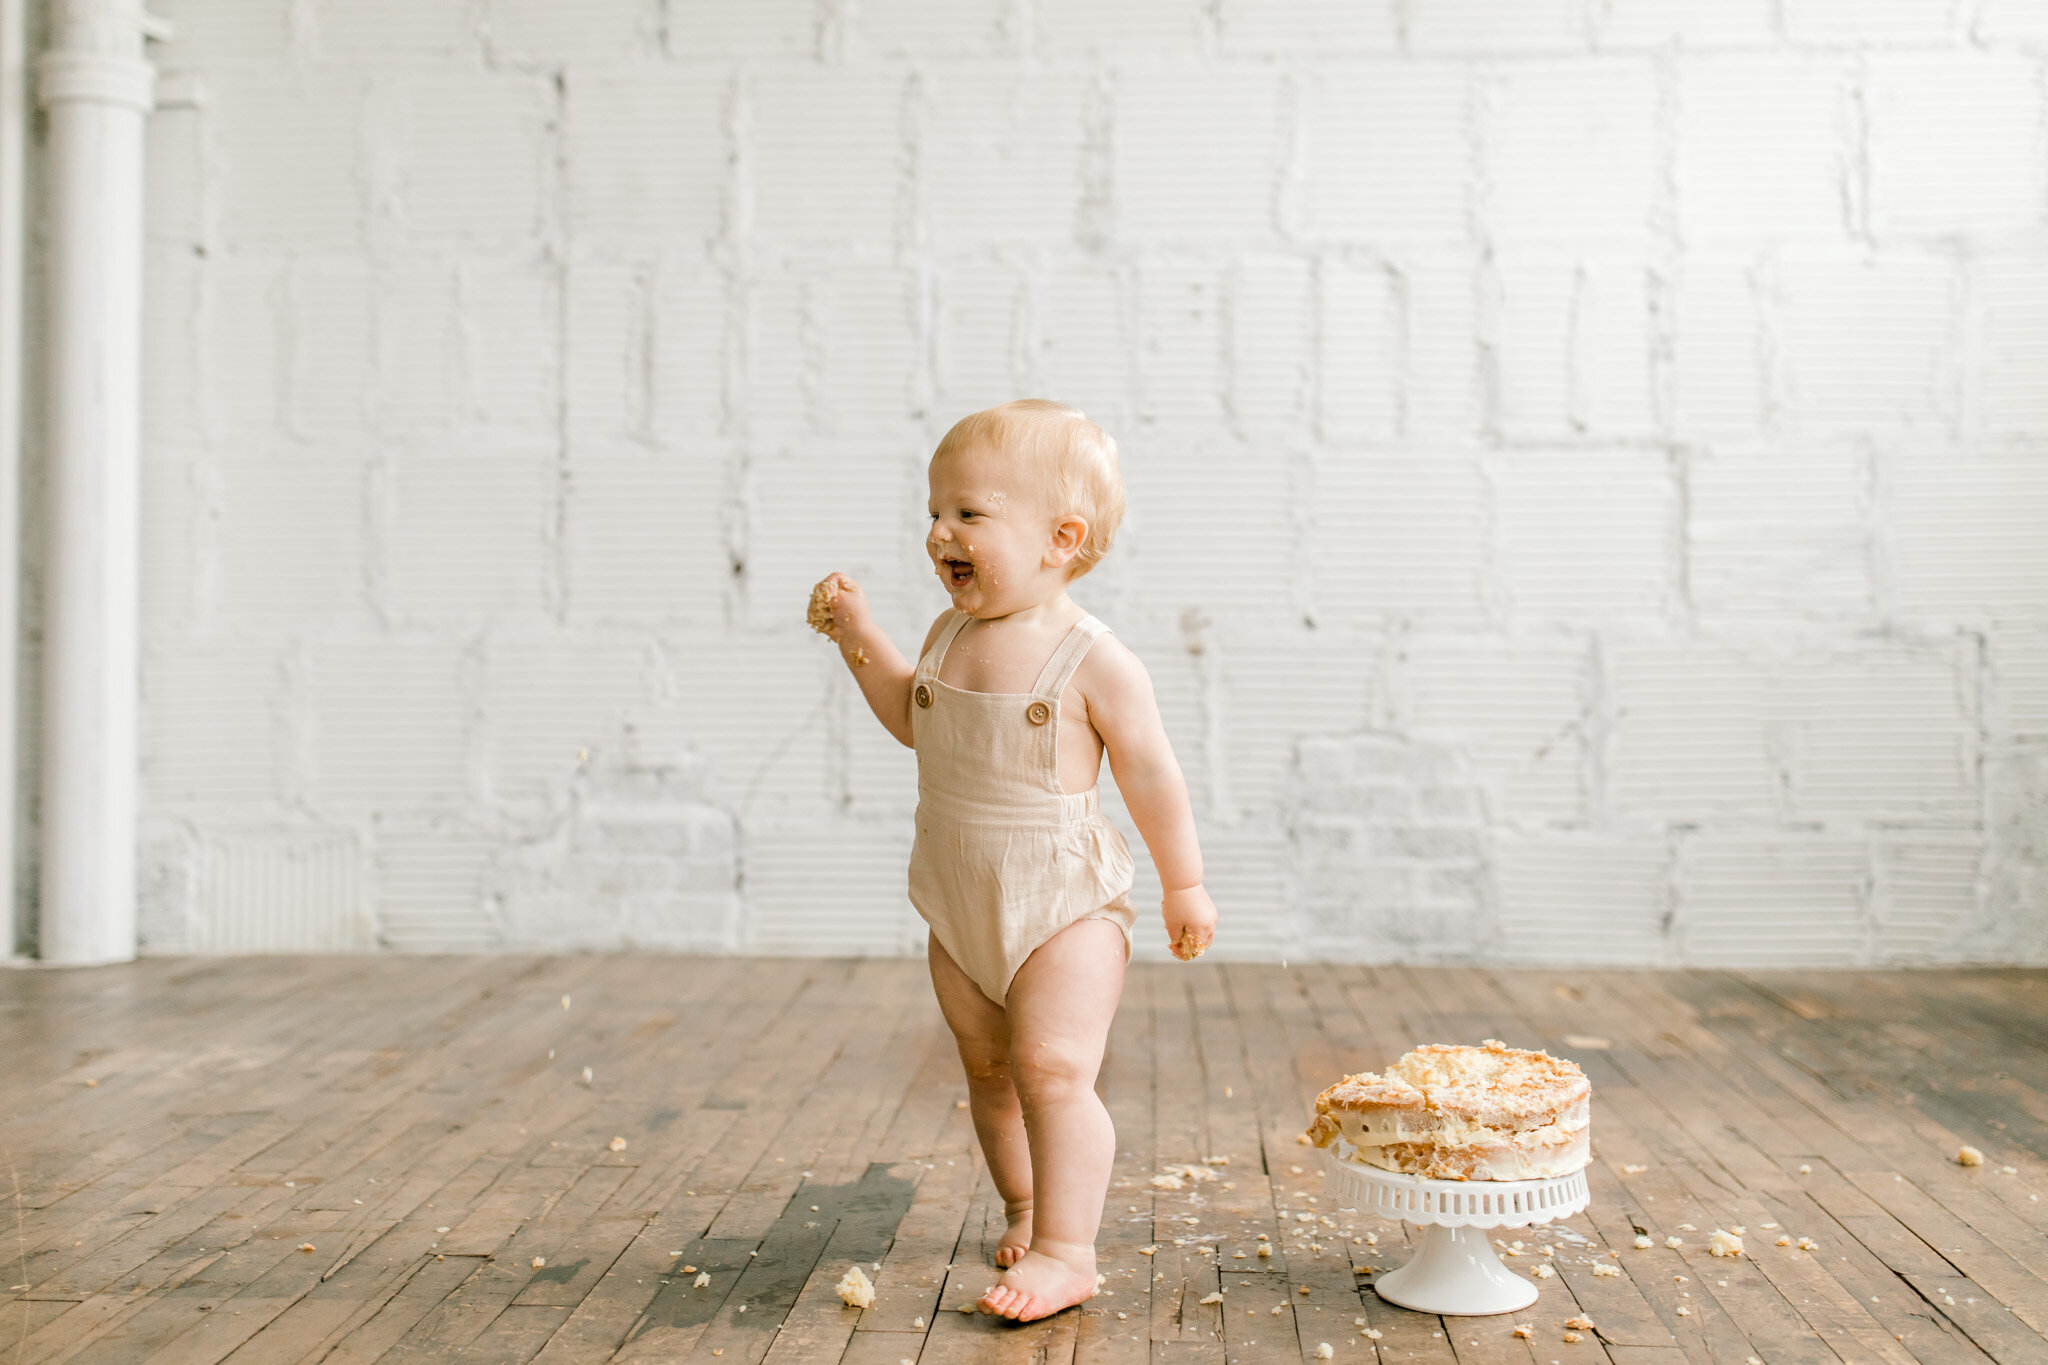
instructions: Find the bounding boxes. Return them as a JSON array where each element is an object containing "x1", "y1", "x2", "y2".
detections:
[{"x1": 908, "y1": 608, "x2": 1138, "y2": 1006}]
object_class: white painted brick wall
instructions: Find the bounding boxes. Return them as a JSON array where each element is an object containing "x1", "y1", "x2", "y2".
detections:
[{"x1": 17, "y1": 0, "x2": 2040, "y2": 965}]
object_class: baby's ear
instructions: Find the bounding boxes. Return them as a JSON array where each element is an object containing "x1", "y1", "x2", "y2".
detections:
[{"x1": 1045, "y1": 512, "x2": 1088, "y2": 565}]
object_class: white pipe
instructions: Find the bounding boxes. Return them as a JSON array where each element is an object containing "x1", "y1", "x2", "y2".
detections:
[
  {"x1": 0, "y1": 0, "x2": 23, "y2": 959},
  {"x1": 35, "y1": 0, "x2": 155, "y2": 964}
]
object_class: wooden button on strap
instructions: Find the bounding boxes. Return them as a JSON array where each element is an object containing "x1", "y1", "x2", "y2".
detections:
[
  {"x1": 1026, "y1": 699, "x2": 1051, "y2": 725},
  {"x1": 914, "y1": 682, "x2": 933, "y2": 708}
]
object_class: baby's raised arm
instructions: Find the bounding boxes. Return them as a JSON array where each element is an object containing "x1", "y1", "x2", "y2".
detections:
[{"x1": 808, "y1": 573, "x2": 943, "y2": 749}]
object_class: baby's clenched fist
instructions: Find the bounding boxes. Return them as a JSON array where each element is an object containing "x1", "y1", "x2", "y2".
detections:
[
  {"x1": 806, "y1": 572, "x2": 871, "y2": 643},
  {"x1": 1164, "y1": 884, "x2": 1218, "y2": 961}
]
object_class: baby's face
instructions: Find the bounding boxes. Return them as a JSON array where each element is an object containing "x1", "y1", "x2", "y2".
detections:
[{"x1": 925, "y1": 444, "x2": 1071, "y2": 617}]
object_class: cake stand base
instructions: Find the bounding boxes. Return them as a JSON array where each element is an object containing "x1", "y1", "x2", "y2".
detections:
[
  {"x1": 1322, "y1": 1147, "x2": 1592, "y2": 1318},
  {"x1": 1372, "y1": 1224, "x2": 1538, "y2": 1315}
]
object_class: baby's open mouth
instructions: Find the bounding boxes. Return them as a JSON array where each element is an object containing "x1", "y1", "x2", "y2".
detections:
[{"x1": 942, "y1": 557, "x2": 974, "y2": 587}]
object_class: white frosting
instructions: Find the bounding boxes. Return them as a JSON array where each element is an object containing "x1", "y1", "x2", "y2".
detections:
[
  {"x1": 1334, "y1": 1127, "x2": 1591, "y2": 1181},
  {"x1": 1337, "y1": 1096, "x2": 1588, "y2": 1151}
]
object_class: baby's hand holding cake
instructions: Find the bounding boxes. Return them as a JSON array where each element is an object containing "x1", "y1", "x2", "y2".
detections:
[
  {"x1": 1305, "y1": 1039, "x2": 1590, "y2": 1181},
  {"x1": 1163, "y1": 884, "x2": 1217, "y2": 960},
  {"x1": 807, "y1": 573, "x2": 873, "y2": 665}
]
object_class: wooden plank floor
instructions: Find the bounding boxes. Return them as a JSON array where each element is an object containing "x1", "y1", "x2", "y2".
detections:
[{"x1": 2, "y1": 959, "x2": 2044, "y2": 1364}]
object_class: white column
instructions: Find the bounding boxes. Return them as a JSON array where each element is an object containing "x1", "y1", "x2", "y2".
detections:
[
  {"x1": 0, "y1": 0, "x2": 26, "y2": 958},
  {"x1": 36, "y1": 0, "x2": 156, "y2": 964}
]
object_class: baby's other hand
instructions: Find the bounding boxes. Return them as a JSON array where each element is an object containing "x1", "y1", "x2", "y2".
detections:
[
  {"x1": 1163, "y1": 885, "x2": 1217, "y2": 961},
  {"x1": 806, "y1": 572, "x2": 870, "y2": 641}
]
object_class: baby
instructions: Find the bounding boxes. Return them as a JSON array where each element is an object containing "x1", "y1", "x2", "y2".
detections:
[{"x1": 809, "y1": 399, "x2": 1217, "y2": 1322}]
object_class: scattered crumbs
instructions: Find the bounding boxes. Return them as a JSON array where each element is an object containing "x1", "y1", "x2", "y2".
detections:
[
  {"x1": 850, "y1": 645, "x2": 869, "y2": 667},
  {"x1": 1708, "y1": 1229, "x2": 1743, "y2": 1257},
  {"x1": 1761, "y1": 1223, "x2": 1779, "y2": 1230},
  {"x1": 694, "y1": 1273, "x2": 711, "y2": 1288},
  {"x1": 560, "y1": 995, "x2": 570, "y2": 1010},
  {"x1": 1797, "y1": 1237, "x2": 1819, "y2": 1251},
  {"x1": 1593, "y1": 1263, "x2": 1621, "y2": 1277},
  {"x1": 1563, "y1": 1331, "x2": 1582, "y2": 1343},
  {"x1": 531, "y1": 1257, "x2": 545, "y2": 1269},
  {"x1": 1621, "y1": 1164, "x2": 1648, "y2": 1175},
  {"x1": 1199, "y1": 1293, "x2": 1224, "y2": 1305},
  {"x1": 1957, "y1": 1145, "x2": 1984, "y2": 1166},
  {"x1": 1512, "y1": 1324, "x2": 1534, "y2": 1339},
  {"x1": 609, "y1": 1137, "x2": 627, "y2": 1152},
  {"x1": 1271, "y1": 1305, "x2": 1286, "y2": 1317},
  {"x1": 1633, "y1": 1234, "x2": 1653, "y2": 1249},
  {"x1": 1138, "y1": 1246, "x2": 1157, "y2": 1256},
  {"x1": 298, "y1": 1243, "x2": 316, "y2": 1253},
  {"x1": 1257, "y1": 1244, "x2": 1272, "y2": 1257},
  {"x1": 1798, "y1": 1164, "x2": 1812, "y2": 1174},
  {"x1": 1362, "y1": 1328, "x2": 1382, "y2": 1340},
  {"x1": 1315, "y1": 1345, "x2": 1334, "y2": 1359},
  {"x1": 954, "y1": 1100, "x2": 968, "y2": 1109},
  {"x1": 1665, "y1": 1236, "x2": 1684, "y2": 1249},
  {"x1": 1676, "y1": 1306, "x2": 1691, "y2": 1316},
  {"x1": 912, "y1": 1316, "x2": 924, "y2": 1328},
  {"x1": 1565, "y1": 1316, "x2": 1595, "y2": 1331},
  {"x1": 1677, "y1": 1223, "x2": 1696, "y2": 1232},
  {"x1": 1532, "y1": 1263, "x2": 1554, "y2": 1279}
]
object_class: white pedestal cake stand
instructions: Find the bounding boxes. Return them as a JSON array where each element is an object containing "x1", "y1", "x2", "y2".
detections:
[{"x1": 1322, "y1": 1146, "x2": 1590, "y2": 1316}]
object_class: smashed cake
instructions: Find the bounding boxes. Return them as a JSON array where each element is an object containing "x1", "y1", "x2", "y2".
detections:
[{"x1": 1305, "y1": 1039, "x2": 1590, "y2": 1181}]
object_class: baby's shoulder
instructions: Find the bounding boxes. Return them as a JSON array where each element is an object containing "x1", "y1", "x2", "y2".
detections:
[
  {"x1": 917, "y1": 608, "x2": 956, "y2": 661},
  {"x1": 1073, "y1": 627, "x2": 1150, "y2": 700}
]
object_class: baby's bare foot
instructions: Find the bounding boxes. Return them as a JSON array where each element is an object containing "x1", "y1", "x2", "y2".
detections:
[
  {"x1": 995, "y1": 1200, "x2": 1032, "y2": 1268},
  {"x1": 978, "y1": 1246, "x2": 1097, "y2": 1322}
]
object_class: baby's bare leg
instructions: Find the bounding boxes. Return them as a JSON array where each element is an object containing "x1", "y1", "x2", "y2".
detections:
[
  {"x1": 925, "y1": 934, "x2": 1035, "y2": 1264},
  {"x1": 978, "y1": 917, "x2": 1127, "y2": 1322}
]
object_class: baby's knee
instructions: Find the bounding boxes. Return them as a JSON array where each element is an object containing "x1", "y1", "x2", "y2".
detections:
[
  {"x1": 1009, "y1": 1039, "x2": 1098, "y2": 1100},
  {"x1": 959, "y1": 1050, "x2": 1013, "y2": 1090}
]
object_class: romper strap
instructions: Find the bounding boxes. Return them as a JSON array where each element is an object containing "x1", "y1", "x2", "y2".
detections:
[
  {"x1": 1030, "y1": 615, "x2": 1108, "y2": 699},
  {"x1": 920, "y1": 609, "x2": 973, "y2": 678}
]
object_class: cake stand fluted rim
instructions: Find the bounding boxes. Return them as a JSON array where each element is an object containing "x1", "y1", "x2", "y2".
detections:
[{"x1": 1321, "y1": 1146, "x2": 1591, "y2": 1230}]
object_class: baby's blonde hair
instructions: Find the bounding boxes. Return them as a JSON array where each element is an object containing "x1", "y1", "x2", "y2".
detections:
[{"x1": 932, "y1": 399, "x2": 1125, "y2": 580}]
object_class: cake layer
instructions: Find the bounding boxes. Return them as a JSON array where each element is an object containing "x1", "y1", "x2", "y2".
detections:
[
  {"x1": 1335, "y1": 1126, "x2": 1591, "y2": 1182},
  {"x1": 1311, "y1": 1039, "x2": 1588, "y2": 1130}
]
